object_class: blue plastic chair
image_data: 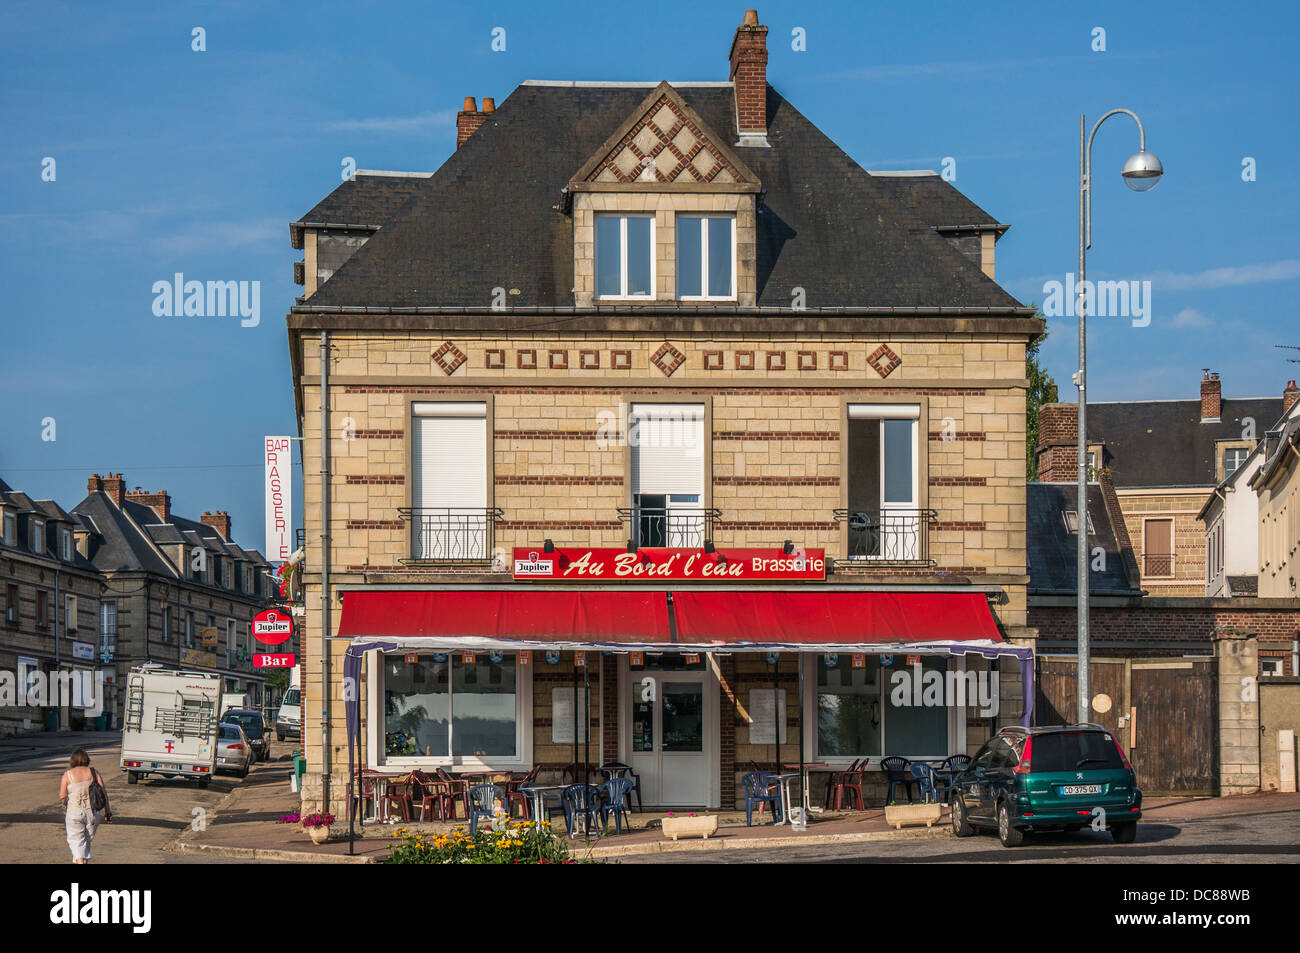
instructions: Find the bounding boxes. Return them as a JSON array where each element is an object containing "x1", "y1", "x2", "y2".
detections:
[
  {"x1": 880, "y1": 756, "x2": 917, "y2": 804},
  {"x1": 468, "y1": 783, "x2": 503, "y2": 835},
  {"x1": 940, "y1": 755, "x2": 971, "y2": 802},
  {"x1": 909, "y1": 762, "x2": 941, "y2": 804},
  {"x1": 742, "y1": 771, "x2": 783, "y2": 826},
  {"x1": 561, "y1": 783, "x2": 603, "y2": 838},
  {"x1": 600, "y1": 762, "x2": 643, "y2": 812},
  {"x1": 598, "y1": 777, "x2": 634, "y2": 834}
]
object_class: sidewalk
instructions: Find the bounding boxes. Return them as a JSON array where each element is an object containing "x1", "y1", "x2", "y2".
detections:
[{"x1": 168, "y1": 765, "x2": 1300, "y2": 863}]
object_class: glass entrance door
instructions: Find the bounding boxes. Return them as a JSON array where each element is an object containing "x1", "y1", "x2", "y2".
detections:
[{"x1": 625, "y1": 663, "x2": 713, "y2": 806}]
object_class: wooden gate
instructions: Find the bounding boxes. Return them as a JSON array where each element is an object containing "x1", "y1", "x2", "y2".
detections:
[{"x1": 1034, "y1": 656, "x2": 1218, "y2": 796}]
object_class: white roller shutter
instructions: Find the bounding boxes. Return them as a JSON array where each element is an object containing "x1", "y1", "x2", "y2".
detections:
[
  {"x1": 412, "y1": 404, "x2": 487, "y2": 509},
  {"x1": 629, "y1": 403, "x2": 704, "y2": 495}
]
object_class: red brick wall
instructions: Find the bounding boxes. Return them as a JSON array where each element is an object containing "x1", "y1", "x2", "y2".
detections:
[{"x1": 728, "y1": 19, "x2": 768, "y2": 135}]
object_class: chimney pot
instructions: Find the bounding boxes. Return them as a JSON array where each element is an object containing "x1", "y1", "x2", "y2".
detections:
[
  {"x1": 482, "y1": 97, "x2": 495, "y2": 113},
  {"x1": 1284, "y1": 379, "x2": 1300, "y2": 414},
  {"x1": 743, "y1": 8, "x2": 758, "y2": 24},
  {"x1": 463, "y1": 96, "x2": 477, "y2": 112},
  {"x1": 457, "y1": 96, "x2": 490, "y2": 149}
]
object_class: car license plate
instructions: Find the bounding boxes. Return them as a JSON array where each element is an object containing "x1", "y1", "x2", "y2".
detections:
[
  {"x1": 156, "y1": 762, "x2": 181, "y2": 771},
  {"x1": 1061, "y1": 784, "x2": 1102, "y2": 795}
]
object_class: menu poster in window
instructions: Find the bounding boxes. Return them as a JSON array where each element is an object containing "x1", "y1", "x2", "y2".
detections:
[
  {"x1": 550, "y1": 686, "x2": 589, "y2": 744},
  {"x1": 748, "y1": 688, "x2": 786, "y2": 744}
]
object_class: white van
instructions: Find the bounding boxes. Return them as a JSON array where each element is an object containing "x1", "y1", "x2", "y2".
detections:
[
  {"x1": 120, "y1": 664, "x2": 222, "y2": 787},
  {"x1": 275, "y1": 665, "x2": 301, "y2": 741}
]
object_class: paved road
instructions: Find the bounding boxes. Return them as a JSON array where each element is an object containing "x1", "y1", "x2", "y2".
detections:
[
  {"x1": 0, "y1": 735, "x2": 289, "y2": 864},
  {"x1": 615, "y1": 811, "x2": 1300, "y2": 863}
]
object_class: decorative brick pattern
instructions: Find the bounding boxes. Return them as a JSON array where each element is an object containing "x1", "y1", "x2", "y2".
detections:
[
  {"x1": 766, "y1": 351, "x2": 786, "y2": 371},
  {"x1": 433, "y1": 341, "x2": 467, "y2": 375},
  {"x1": 797, "y1": 350, "x2": 817, "y2": 371},
  {"x1": 651, "y1": 342, "x2": 686, "y2": 377},
  {"x1": 516, "y1": 349, "x2": 537, "y2": 370},
  {"x1": 714, "y1": 476, "x2": 839, "y2": 486},
  {"x1": 485, "y1": 348, "x2": 505, "y2": 369},
  {"x1": 928, "y1": 431, "x2": 986, "y2": 442},
  {"x1": 495, "y1": 475, "x2": 623, "y2": 486},
  {"x1": 611, "y1": 349, "x2": 632, "y2": 370},
  {"x1": 704, "y1": 350, "x2": 724, "y2": 371},
  {"x1": 345, "y1": 519, "x2": 405, "y2": 530},
  {"x1": 586, "y1": 94, "x2": 747, "y2": 186},
  {"x1": 734, "y1": 350, "x2": 755, "y2": 371},
  {"x1": 353, "y1": 430, "x2": 404, "y2": 440},
  {"x1": 867, "y1": 344, "x2": 902, "y2": 378},
  {"x1": 548, "y1": 349, "x2": 569, "y2": 370},
  {"x1": 829, "y1": 350, "x2": 849, "y2": 371},
  {"x1": 344, "y1": 475, "x2": 405, "y2": 484},
  {"x1": 579, "y1": 349, "x2": 600, "y2": 370}
]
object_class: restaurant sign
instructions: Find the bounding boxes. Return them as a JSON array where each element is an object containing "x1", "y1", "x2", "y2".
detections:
[{"x1": 512, "y1": 547, "x2": 826, "y2": 582}]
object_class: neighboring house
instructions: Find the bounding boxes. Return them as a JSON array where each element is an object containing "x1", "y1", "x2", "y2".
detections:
[
  {"x1": 1251, "y1": 386, "x2": 1300, "y2": 602},
  {"x1": 1036, "y1": 372, "x2": 1289, "y2": 596},
  {"x1": 0, "y1": 479, "x2": 105, "y2": 737},
  {"x1": 71, "y1": 473, "x2": 281, "y2": 725},
  {"x1": 286, "y1": 11, "x2": 1043, "y2": 815},
  {"x1": 1198, "y1": 437, "x2": 1267, "y2": 598}
]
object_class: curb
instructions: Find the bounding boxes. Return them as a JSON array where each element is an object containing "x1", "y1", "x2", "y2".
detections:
[
  {"x1": 582, "y1": 822, "x2": 952, "y2": 859},
  {"x1": 168, "y1": 840, "x2": 378, "y2": 864}
]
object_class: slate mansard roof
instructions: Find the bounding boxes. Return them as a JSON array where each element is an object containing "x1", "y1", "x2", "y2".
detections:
[
  {"x1": 1027, "y1": 483, "x2": 1140, "y2": 596},
  {"x1": 291, "y1": 82, "x2": 1027, "y2": 314},
  {"x1": 1088, "y1": 398, "x2": 1284, "y2": 489}
]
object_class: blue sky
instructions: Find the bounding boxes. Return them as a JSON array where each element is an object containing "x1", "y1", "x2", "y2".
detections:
[{"x1": 2, "y1": 0, "x2": 1297, "y2": 553}]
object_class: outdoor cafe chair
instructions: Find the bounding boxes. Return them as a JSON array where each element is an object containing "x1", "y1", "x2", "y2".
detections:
[
  {"x1": 504, "y1": 765, "x2": 541, "y2": 820},
  {"x1": 598, "y1": 777, "x2": 635, "y2": 834},
  {"x1": 381, "y1": 773, "x2": 415, "y2": 822},
  {"x1": 348, "y1": 772, "x2": 377, "y2": 822},
  {"x1": 435, "y1": 767, "x2": 471, "y2": 817},
  {"x1": 412, "y1": 770, "x2": 455, "y2": 822},
  {"x1": 909, "y1": 762, "x2": 941, "y2": 804},
  {"x1": 943, "y1": 754, "x2": 971, "y2": 774},
  {"x1": 561, "y1": 783, "x2": 604, "y2": 838},
  {"x1": 562, "y1": 762, "x2": 600, "y2": 785},
  {"x1": 599, "y1": 762, "x2": 643, "y2": 812},
  {"x1": 881, "y1": 756, "x2": 918, "y2": 805},
  {"x1": 468, "y1": 783, "x2": 504, "y2": 835},
  {"x1": 828, "y1": 759, "x2": 867, "y2": 811},
  {"x1": 742, "y1": 771, "x2": 783, "y2": 826}
]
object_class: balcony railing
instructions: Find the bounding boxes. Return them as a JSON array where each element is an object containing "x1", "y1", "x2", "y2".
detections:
[
  {"x1": 833, "y1": 509, "x2": 937, "y2": 564},
  {"x1": 618, "y1": 505, "x2": 721, "y2": 549},
  {"x1": 398, "y1": 507, "x2": 504, "y2": 563},
  {"x1": 1143, "y1": 553, "x2": 1176, "y2": 577}
]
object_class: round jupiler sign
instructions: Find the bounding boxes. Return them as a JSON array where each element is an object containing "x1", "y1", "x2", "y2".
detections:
[{"x1": 251, "y1": 608, "x2": 294, "y2": 646}]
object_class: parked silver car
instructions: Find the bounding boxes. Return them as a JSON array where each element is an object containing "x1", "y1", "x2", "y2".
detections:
[{"x1": 216, "y1": 722, "x2": 252, "y2": 778}]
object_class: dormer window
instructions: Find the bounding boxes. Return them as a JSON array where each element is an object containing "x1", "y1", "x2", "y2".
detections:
[
  {"x1": 676, "y1": 215, "x2": 735, "y2": 299},
  {"x1": 30, "y1": 519, "x2": 44, "y2": 554},
  {"x1": 595, "y1": 214, "x2": 654, "y2": 299}
]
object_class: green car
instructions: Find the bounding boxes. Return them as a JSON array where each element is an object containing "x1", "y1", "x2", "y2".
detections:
[{"x1": 950, "y1": 724, "x2": 1142, "y2": 847}]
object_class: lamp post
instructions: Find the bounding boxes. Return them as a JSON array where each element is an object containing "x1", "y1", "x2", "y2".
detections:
[{"x1": 1076, "y1": 110, "x2": 1162, "y2": 724}]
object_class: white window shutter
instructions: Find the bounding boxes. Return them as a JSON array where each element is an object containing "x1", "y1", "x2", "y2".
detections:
[
  {"x1": 629, "y1": 404, "x2": 705, "y2": 495},
  {"x1": 412, "y1": 405, "x2": 488, "y2": 509}
]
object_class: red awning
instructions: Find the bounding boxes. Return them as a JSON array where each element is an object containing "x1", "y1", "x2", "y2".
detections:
[
  {"x1": 337, "y1": 589, "x2": 1002, "y2": 647},
  {"x1": 337, "y1": 589, "x2": 672, "y2": 643},
  {"x1": 670, "y1": 591, "x2": 1002, "y2": 645}
]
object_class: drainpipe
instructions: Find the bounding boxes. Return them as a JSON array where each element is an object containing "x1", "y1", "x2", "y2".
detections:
[
  {"x1": 320, "y1": 330, "x2": 332, "y2": 813},
  {"x1": 1293, "y1": 639, "x2": 1298, "y2": 680},
  {"x1": 54, "y1": 567, "x2": 62, "y2": 729}
]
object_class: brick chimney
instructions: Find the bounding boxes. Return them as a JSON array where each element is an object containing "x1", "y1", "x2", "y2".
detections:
[
  {"x1": 125, "y1": 487, "x2": 171, "y2": 523},
  {"x1": 457, "y1": 96, "x2": 491, "y2": 149},
  {"x1": 728, "y1": 9, "x2": 769, "y2": 147},
  {"x1": 87, "y1": 472, "x2": 125, "y2": 508},
  {"x1": 201, "y1": 510, "x2": 232, "y2": 541},
  {"x1": 1200, "y1": 370, "x2": 1222, "y2": 422},
  {"x1": 1283, "y1": 379, "x2": 1299, "y2": 415},
  {"x1": 1034, "y1": 403, "x2": 1078, "y2": 482}
]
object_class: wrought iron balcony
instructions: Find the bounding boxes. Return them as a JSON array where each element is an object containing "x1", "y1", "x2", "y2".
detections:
[
  {"x1": 617, "y1": 505, "x2": 721, "y2": 549},
  {"x1": 398, "y1": 507, "x2": 504, "y2": 564},
  {"x1": 1142, "y1": 553, "x2": 1176, "y2": 578},
  {"x1": 833, "y1": 508, "x2": 937, "y2": 564}
]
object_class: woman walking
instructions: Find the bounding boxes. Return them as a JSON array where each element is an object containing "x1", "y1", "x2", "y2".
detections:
[{"x1": 59, "y1": 748, "x2": 112, "y2": 863}]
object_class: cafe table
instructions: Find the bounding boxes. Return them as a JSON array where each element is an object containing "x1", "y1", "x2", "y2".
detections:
[
  {"x1": 783, "y1": 762, "x2": 831, "y2": 817},
  {"x1": 519, "y1": 784, "x2": 567, "y2": 827},
  {"x1": 770, "y1": 773, "x2": 801, "y2": 826}
]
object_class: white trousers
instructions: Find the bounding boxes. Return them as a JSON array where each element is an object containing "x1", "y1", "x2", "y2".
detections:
[{"x1": 65, "y1": 808, "x2": 102, "y2": 861}]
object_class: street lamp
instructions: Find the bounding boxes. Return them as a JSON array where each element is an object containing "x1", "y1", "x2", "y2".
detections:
[{"x1": 1076, "y1": 110, "x2": 1162, "y2": 724}]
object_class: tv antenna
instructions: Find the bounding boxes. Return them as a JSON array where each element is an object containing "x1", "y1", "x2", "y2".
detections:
[{"x1": 1276, "y1": 344, "x2": 1300, "y2": 365}]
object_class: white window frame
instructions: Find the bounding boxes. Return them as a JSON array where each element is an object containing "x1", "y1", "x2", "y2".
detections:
[
  {"x1": 846, "y1": 404, "x2": 921, "y2": 560},
  {"x1": 367, "y1": 652, "x2": 534, "y2": 771},
  {"x1": 2, "y1": 512, "x2": 14, "y2": 547},
  {"x1": 65, "y1": 593, "x2": 77, "y2": 632},
  {"x1": 60, "y1": 529, "x2": 72, "y2": 561},
  {"x1": 411, "y1": 401, "x2": 490, "y2": 561},
  {"x1": 30, "y1": 519, "x2": 44, "y2": 554},
  {"x1": 594, "y1": 213, "x2": 656, "y2": 300},
  {"x1": 676, "y1": 214, "x2": 736, "y2": 301},
  {"x1": 100, "y1": 601, "x2": 117, "y2": 657}
]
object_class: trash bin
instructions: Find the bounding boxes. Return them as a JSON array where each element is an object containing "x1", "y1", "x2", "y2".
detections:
[
  {"x1": 292, "y1": 751, "x2": 306, "y2": 793},
  {"x1": 43, "y1": 708, "x2": 58, "y2": 732},
  {"x1": 95, "y1": 713, "x2": 108, "y2": 732}
]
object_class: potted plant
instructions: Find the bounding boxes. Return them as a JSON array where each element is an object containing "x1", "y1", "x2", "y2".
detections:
[
  {"x1": 302, "y1": 811, "x2": 335, "y2": 844},
  {"x1": 660, "y1": 810, "x2": 718, "y2": 841}
]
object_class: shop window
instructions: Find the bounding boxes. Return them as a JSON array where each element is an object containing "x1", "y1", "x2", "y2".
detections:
[
  {"x1": 383, "y1": 654, "x2": 520, "y2": 762},
  {"x1": 815, "y1": 656, "x2": 952, "y2": 760},
  {"x1": 845, "y1": 404, "x2": 922, "y2": 560}
]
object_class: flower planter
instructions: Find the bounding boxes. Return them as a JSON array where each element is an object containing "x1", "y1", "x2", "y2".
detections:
[
  {"x1": 661, "y1": 814, "x2": 718, "y2": 841},
  {"x1": 884, "y1": 802, "x2": 942, "y2": 830},
  {"x1": 307, "y1": 825, "x2": 331, "y2": 844}
]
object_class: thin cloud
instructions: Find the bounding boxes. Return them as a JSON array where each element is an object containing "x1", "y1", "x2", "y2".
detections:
[
  {"x1": 325, "y1": 110, "x2": 457, "y2": 134},
  {"x1": 1168, "y1": 307, "x2": 1212, "y2": 328},
  {"x1": 1145, "y1": 259, "x2": 1300, "y2": 291},
  {"x1": 148, "y1": 218, "x2": 283, "y2": 255}
]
